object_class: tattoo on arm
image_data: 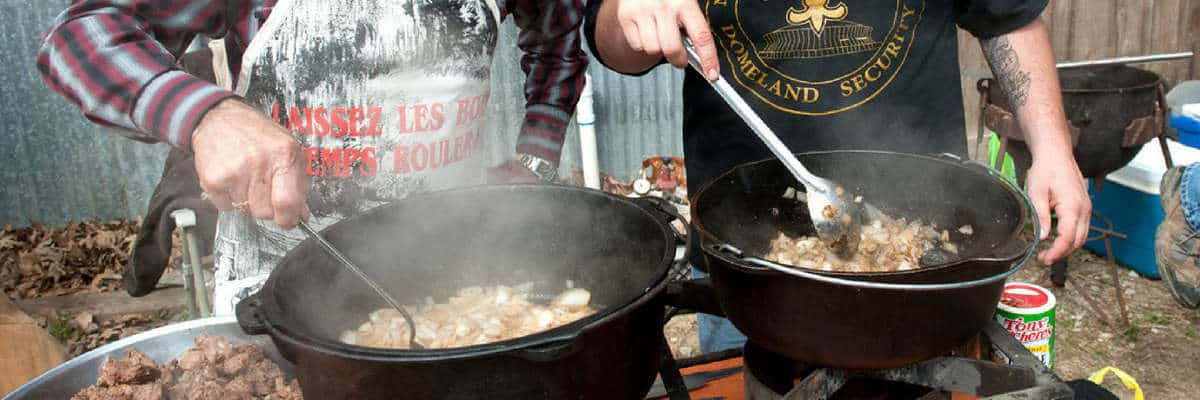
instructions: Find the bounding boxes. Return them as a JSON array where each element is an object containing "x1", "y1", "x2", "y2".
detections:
[{"x1": 982, "y1": 36, "x2": 1032, "y2": 108}]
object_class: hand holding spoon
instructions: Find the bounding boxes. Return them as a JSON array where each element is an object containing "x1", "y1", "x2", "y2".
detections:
[{"x1": 682, "y1": 37, "x2": 865, "y2": 257}]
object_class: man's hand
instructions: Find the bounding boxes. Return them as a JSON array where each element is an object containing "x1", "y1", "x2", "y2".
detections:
[
  {"x1": 597, "y1": 0, "x2": 720, "y2": 80},
  {"x1": 1026, "y1": 154, "x2": 1091, "y2": 264},
  {"x1": 488, "y1": 160, "x2": 541, "y2": 184},
  {"x1": 192, "y1": 99, "x2": 311, "y2": 229}
]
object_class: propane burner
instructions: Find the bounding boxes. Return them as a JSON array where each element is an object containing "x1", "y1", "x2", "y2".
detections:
[
  {"x1": 745, "y1": 373, "x2": 931, "y2": 400},
  {"x1": 742, "y1": 322, "x2": 1072, "y2": 399},
  {"x1": 657, "y1": 321, "x2": 1074, "y2": 400}
]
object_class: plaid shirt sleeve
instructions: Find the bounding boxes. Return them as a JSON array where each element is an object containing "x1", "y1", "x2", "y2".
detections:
[
  {"x1": 505, "y1": 0, "x2": 589, "y2": 165},
  {"x1": 36, "y1": 1, "x2": 239, "y2": 151}
]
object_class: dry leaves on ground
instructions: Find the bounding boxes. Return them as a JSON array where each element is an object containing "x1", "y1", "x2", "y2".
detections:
[
  {"x1": 1013, "y1": 247, "x2": 1200, "y2": 400},
  {"x1": 41, "y1": 310, "x2": 176, "y2": 358},
  {"x1": 0, "y1": 220, "x2": 140, "y2": 299}
]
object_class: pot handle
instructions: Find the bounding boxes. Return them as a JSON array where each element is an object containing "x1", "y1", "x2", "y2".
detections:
[
  {"x1": 235, "y1": 293, "x2": 270, "y2": 336},
  {"x1": 663, "y1": 277, "x2": 724, "y2": 316},
  {"x1": 631, "y1": 196, "x2": 696, "y2": 276},
  {"x1": 512, "y1": 334, "x2": 580, "y2": 362},
  {"x1": 715, "y1": 244, "x2": 1034, "y2": 291}
]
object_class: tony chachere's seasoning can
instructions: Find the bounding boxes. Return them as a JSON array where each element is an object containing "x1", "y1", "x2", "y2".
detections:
[{"x1": 994, "y1": 282, "x2": 1057, "y2": 368}]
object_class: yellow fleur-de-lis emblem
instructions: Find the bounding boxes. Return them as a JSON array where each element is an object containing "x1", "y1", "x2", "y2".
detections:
[{"x1": 786, "y1": 0, "x2": 848, "y2": 35}]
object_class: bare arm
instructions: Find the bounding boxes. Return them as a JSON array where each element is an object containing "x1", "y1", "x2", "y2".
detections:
[
  {"x1": 982, "y1": 19, "x2": 1071, "y2": 162},
  {"x1": 980, "y1": 18, "x2": 1090, "y2": 264}
]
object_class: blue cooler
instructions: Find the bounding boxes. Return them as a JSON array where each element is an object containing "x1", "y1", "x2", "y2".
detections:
[
  {"x1": 1084, "y1": 138, "x2": 1200, "y2": 278},
  {"x1": 1173, "y1": 114, "x2": 1200, "y2": 149}
]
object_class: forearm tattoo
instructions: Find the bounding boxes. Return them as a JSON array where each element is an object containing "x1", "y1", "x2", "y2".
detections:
[{"x1": 982, "y1": 36, "x2": 1032, "y2": 108}]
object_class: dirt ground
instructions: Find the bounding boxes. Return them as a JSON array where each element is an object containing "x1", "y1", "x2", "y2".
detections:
[
  {"x1": 665, "y1": 313, "x2": 702, "y2": 359},
  {"x1": 1012, "y1": 249, "x2": 1200, "y2": 400},
  {"x1": 664, "y1": 247, "x2": 1200, "y2": 400}
]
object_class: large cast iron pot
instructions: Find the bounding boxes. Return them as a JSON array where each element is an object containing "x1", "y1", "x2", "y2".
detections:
[
  {"x1": 236, "y1": 185, "x2": 684, "y2": 399},
  {"x1": 986, "y1": 65, "x2": 1163, "y2": 180},
  {"x1": 691, "y1": 151, "x2": 1037, "y2": 369}
]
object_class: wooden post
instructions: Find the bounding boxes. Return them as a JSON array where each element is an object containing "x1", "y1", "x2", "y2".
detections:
[
  {"x1": 1190, "y1": 1, "x2": 1199, "y2": 80},
  {"x1": 0, "y1": 295, "x2": 66, "y2": 395},
  {"x1": 1192, "y1": 40, "x2": 1199, "y2": 81}
]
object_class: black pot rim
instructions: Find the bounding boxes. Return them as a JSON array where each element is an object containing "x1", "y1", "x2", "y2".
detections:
[
  {"x1": 247, "y1": 184, "x2": 678, "y2": 362},
  {"x1": 984, "y1": 65, "x2": 1163, "y2": 96},
  {"x1": 690, "y1": 150, "x2": 1034, "y2": 280},
  {"x1": 1059, "y1": 65, "x2": 1163, "y2": 94}
]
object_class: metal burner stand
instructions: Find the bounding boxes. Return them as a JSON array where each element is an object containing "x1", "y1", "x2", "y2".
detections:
[
  {"x1": 653, "y1": 319, "x2": 1072, "y2": 400},
  {"x1": 1050, "y1": 206, "x2": 1132, "y2": 328},
  {"x1": 739, "y1": 322, "x2": 1073, "y2": 400}
]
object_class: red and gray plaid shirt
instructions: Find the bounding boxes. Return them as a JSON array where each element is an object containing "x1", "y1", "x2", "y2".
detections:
[{"x1": 36, "y1": 0, "x2": 587, "y2": 163}]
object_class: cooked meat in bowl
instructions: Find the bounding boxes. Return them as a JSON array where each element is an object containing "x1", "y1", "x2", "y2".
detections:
[{"x1": 72, "y1": 334, "x2": 302, "y2": 400}]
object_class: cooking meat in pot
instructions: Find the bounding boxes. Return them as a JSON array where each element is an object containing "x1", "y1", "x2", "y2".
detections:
[
  {"x1": 71, "y1": 334, "x2": 302, "y2": 400},
  {"x1": 341, "y1": 283, "x2": 596, "y2": 349},
  {"x1": 766, "y1": 214, "x2": 972, "y2": 273}
]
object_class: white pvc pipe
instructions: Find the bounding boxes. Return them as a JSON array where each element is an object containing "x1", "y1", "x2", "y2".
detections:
[
  {"x1": 577, "y1": 73, "x2": 601, "y2": 189},
  {"x1": 170, "y1": 209, "x2": 210, "y2": 317}
]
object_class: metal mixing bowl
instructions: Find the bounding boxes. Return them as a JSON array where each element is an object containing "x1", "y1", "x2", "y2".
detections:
[{"x1": 3, "y1": 317, "x2": 292, "y2": 399}]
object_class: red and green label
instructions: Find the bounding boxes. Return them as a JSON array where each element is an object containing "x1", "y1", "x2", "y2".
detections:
[{"x1": 994, "y1": 283, "x2": 1057, "y2": 368}]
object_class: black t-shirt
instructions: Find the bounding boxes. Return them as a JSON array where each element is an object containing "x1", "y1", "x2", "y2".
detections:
[{"x1": 585, "y1": 0, "x2": 1047, "y2": 196}]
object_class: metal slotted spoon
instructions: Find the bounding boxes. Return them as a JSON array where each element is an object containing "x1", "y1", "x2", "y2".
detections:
[
  {"x1": 296, "y1": 221, "x2": 423, "y2": 350},
  {"x1": 682, "y1": 37, "x2": 865, "y2": 257}
]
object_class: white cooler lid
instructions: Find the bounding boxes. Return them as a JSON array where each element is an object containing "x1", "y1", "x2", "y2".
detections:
[
  {"x1": 1183, "y1": 103, "x2": 1200, "y2": 119},
  {"x1": 1105, "y1": 138, "x2": 1200, "y2": 195}
]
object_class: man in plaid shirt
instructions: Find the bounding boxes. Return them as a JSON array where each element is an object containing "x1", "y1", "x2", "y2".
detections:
[{"x1": 38, "y1": 0, "x2": 588, "y2": 313}]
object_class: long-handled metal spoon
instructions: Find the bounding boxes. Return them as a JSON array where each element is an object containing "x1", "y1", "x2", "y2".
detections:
[
  {"x1": 683, "y1": 37, "x2": 863, "y2": 257},
  {"x1": 297, "y1": 221, "x2": 423, "y2": 350}
]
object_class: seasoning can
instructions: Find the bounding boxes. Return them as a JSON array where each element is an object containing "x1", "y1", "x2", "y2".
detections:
[{"x1": 993, "y1": 282, "x2": 1057, "y2": 368}]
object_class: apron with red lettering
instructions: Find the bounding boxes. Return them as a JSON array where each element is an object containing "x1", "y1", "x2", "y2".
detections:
[{"x1": 211, "y1": 0, "x2": 500, "y2": 315}]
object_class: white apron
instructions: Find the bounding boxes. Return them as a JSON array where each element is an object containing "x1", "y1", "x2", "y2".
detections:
[{"x1": 211, "y1": 0, "x2": 501, "y2": 315}]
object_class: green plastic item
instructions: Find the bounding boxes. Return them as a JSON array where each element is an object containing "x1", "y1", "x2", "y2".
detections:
[{"x1": 987, "y1": 133, "x2": 1018, "y2": 183}]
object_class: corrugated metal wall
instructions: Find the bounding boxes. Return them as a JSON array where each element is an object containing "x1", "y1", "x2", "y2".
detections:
[
  {"x1": 12, "y1": 1, "x2": 1192, "y2": 226},
  {"x1": 486, "y1": 22, "x2": 686, "y2": 180},
  {"x1": 0, "y1": 6, "x2": 686, "y2": 227},
  {"x1": 0, "y1": 1, "x2": 169, "y2": 227}
]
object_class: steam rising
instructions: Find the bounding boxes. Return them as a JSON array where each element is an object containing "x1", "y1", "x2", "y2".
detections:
[{"x1": 275, "y1": 187, "x2": 671, "y2": 341}]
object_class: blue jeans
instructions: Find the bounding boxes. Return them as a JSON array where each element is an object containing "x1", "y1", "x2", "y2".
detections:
[
  {"x1": 691, "y1": 268, "x2": 747, "y2": 353},
  {"x1": 1182, "y1": 164, "x2": 1200, "y2": 232}
]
